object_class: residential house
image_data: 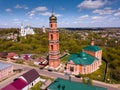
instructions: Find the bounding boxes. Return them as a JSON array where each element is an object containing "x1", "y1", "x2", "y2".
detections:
[
  {"x1": 0, "y1": 62, "x2": 13, "y2": 80},
  {"x1": 0, "y1": 52, "x2": 8, "y2": 58},
  {"x1": 1, "y1": 69, "x2": 40, "y2": 90},
  {"x1": 2, "y1": 78, "x2": 28, "y2": 90},
  {"x1": 19, "y1": 69, "x2": 40, "y2": 89},
  {"x1": 34, "y1": 58, "x2": 48, "y2": 66},
  {"x1": 7, "y1": 52, "x2": 16, "y2": 60}
]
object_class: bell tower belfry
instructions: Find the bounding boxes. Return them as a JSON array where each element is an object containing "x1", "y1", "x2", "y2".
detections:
[{"x1": 48, "y1": 13, "x2": 60, "y2": 69}]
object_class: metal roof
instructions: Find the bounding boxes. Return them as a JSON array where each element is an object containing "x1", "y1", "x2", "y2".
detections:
[
  {"x1": 84, "y1": 45, "x2": 101, "y2": 52},
  {"x1": 22, "y1": 69, "x2": 39, "y2": 84},
  {"x1": 68, "y1": 52, "x2": 98, "y2": 65},
  {"x1": 0, "y1": 62, "x2": 12, "y2": 70},
  {"x1": 1, "y1": 78, "x2": 28, "y2": 90},
  {"x1": 48, "y1": 78, "x2": 107, "y2": 90}
]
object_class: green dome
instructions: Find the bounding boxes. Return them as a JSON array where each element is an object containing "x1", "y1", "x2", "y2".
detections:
[
  {"x1": 49, "y1": 14, "x2": 57, "y2": 23},
  {"x1": 79, "y1": 52, "x2": 87, "y2": 59},
  {"x1": 68, "y1": 52, "x2": 98, "y2": 65}
]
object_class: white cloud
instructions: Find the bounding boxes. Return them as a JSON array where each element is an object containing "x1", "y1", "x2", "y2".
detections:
[
  {"x1": 40, "y1": 12, "x2": 51, "y2": 16},
  {"x1": 91, "y1": 15, "x2": 108, "y2": 23},
  {"x1": 13, "y1": 19, "x2": 19, "y2": 21},
  {"x1": 15, "y1": 4, "x2": 29, "y2": 9},
  {"x1": 92, "y1": 16, "x2": 104, "y2": 20},
  {"x1": 13, "y1": 21, "x2": 21, "y2": 24},
  {"x1": 29, "y1": 13, "x2": 35, "y2": 17},
  {"x1": 34, "y1": 6, "x2": 48, "y2": 12},
  {"x1": 40, "y1": 12, "x2": 62, "y2": 17},
  {"x1": 79, "y1": 15, "x2": 89, "y2": 19},
  {"x1": 15, "y1": 4, "x2": 22, "y2": 8},
  {"x1": 114, "y1": 8, "x2": 120, "y2": 16},
  {"x1": 77, "y1": 0, "x2": 107, "y2": 9},
  {"x1": 93, "y1": 7, "x2": 115, "y2": 15},
  {"x1": 6, "y1": 8, "x2": 12, "y2": 12},
  {"x1": 28, "y1": 6, "x2": 61, "y2": 18},
  {"x1": 27, "y1": 6, "x2": 48, "y2": 17},
  {"x1": 114, "y1": 12, "x2": 120, "y2": 16},
  {"x1": 1, "y1": 23, "x2": 8, "y2": 26},
  {"x1": 12, "y1": 18, "x2": 21, "y2": 24},
  {"x1": 55, "y1": 14, "x2": 62, "y2": 17}
]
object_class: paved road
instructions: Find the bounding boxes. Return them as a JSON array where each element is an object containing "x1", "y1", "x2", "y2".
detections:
[
  {"x1": 0, "y1": 60, "x2": 119, "y2": 90},
  {"x1": 38, "y1": 69, "x2": 120, "y2": 90},
  {"x1": 0, "y1": 60, "x2": 32, "y2": 89}
]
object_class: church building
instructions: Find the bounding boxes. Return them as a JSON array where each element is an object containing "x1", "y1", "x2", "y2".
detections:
[
  {"x1": 20, "y1": 23, "x2": 35, "y2": 36},
  {"x1": 66, "y1": 39, "x2": 102, "y2": 75},
  {"x1": 48, "y1": 13, "x2": 60, "y2": 69}
]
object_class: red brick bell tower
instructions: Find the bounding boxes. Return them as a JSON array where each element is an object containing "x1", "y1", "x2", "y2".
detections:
[{"x1": 48, "y1": 13, "x2": 60, "y2": 69}]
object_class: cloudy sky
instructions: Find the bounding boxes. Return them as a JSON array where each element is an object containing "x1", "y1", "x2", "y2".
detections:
[{"x1": 0, "y1": 0, "x2": 120, "y2": 28}]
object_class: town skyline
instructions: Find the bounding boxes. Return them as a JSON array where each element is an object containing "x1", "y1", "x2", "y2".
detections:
[{"x1": 0, "y1": 0, "x2": 120, "y2": 28}]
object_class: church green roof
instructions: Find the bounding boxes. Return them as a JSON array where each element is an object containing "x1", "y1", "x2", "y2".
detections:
[
  {"x1": 83, "y1": 45, "x2": 101, "y2": 52},
  {"x1": 48, "y1": 78, "x2": 107, "y2": 90},
  {"x1": 68, "y1": 52, "x2": 98, "y2": 65}
]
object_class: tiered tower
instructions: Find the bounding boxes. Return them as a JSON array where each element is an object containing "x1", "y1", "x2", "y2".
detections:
[
  {"x1": 20, "y1": 23, "x2": 26, "y2": 36},
  {"x1": 48, "y1": 13, "x2": 60, "y2": 69}
]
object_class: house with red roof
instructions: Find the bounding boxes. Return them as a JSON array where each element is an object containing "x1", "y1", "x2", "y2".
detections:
[
  {"x1": 0, "y1": 52, "x2": 8, "y2": 58},
  {"x1": 2, "y1": 78, "x2": 28, "y2": 90},
  {"x1": 66, "y1": 39, "x2": 102, "y2": 75},
  {"x1": 1, "y1": 69, "x2": 40, "y2": 90},
  {"x1": 7, "y1": 52, "x2": 16, "y2": 60},
  {"x1": 19, "y1": 69, "x2": 40, "y2": 89}
]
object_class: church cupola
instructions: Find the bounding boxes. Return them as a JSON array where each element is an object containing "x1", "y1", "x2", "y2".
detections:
[
  {"x1": 49, "y1": 13, "x2": 57, "y2": 30},
  {"x1": 49, "y1": 14, "x2": 57, "y2": 23}
]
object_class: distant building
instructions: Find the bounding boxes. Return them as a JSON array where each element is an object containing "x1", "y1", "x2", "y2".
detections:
[
  {"x1": 2, "y1": 69, "x2": 40, "y2": 90},
  {"x1": 34, "y1": 57, "x2": 48, "y2": 66},
  {"x1": 42, "y1": 26, "x2": 46, "y2": 33},
  {"x1": 47, "y1": 78, "x2": 107, "y2": 90},
  {"x1": 0, "y1": 52, "x2": 8, "y2": 58},
  {"x1": 20, "y1": 23, "x2": 35, "y2": 36},
  {"x1": 7, "y1": 52, "x2": 16, "y2": 60},
  {"x1": 0, "y1": 62, "x2": 13, "y2": 80},
  {"x1": 66, "y1": 38, "x2": 102, "y2": 75}
]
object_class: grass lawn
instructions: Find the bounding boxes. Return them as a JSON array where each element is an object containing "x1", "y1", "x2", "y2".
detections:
[
  {"x1": 31, "y1": 75, "x2": 54, "y2": 90},
  {"x1": 30, "y1": 81, "x2": 42, "y2": 90}
]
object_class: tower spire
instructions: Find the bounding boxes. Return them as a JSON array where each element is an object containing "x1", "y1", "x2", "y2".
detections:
[
  {"x1": 52, "y1": 8, "x2": 54, "y2": 14},
  {"x1": 52, "y1": 7, "x2": 54, "y2": 15}
]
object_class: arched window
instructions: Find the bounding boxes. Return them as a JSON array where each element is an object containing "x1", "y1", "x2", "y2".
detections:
[
  {"x1": 51, "y1": 45, "x2": 53, "y2": 50},
  {"x1": 51, "y1": 34, "x2": 53, "y2": 40},
  {"x1": 84, "y1": 66, "x2": 86, "y2": 73},
  {"x1": 70, "y1": 66, "x2": 74, "y2": 72},
  {"x1": 51, "y1": 24, "x2": 53, "y2": 28}
]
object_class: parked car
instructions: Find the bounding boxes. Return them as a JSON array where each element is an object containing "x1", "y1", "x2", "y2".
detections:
[
  {"x1": 48, "y1": 69, "x2": 52, "y2": 72},
  {"x1": 75, "y1": 75, "x2": 81, "y2": 78}
]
